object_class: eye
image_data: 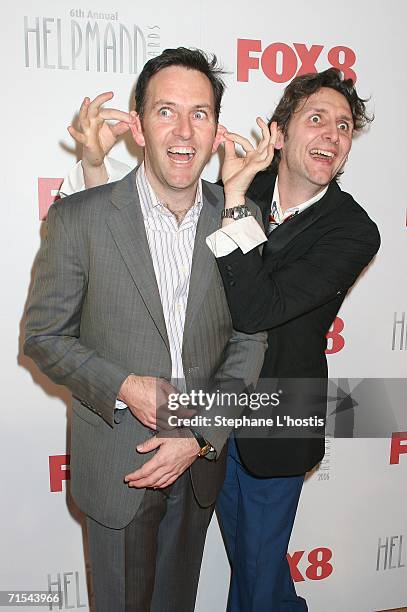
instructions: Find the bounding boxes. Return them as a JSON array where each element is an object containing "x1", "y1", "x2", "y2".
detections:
[
  {"x1": 310, "y1": 114, "x2": 321, "y2": 124},
  {"x1": 158, "y1": 107, "x2": 173, "y2": 118},
  {"x1": 338, "y1": 121, "x2": 350, "y2": 131},
  {"x1": 193, "y1": 110, "x2": 207, "y2": 120}
]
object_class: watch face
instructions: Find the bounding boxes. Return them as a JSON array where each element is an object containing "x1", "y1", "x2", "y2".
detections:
[{"x1": 233, "y1": 206, "x2": 247, "y2": 219}]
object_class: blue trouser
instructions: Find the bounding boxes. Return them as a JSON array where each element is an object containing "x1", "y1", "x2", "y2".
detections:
[{"x1": 216, "y1": 436, "x2": 308, "y2": 612}]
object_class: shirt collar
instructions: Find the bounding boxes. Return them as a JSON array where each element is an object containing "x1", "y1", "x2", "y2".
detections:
[
  {"x1": 271, "y1": 176, "x2": 329, "y2": 223},
  {"x1": 136, "y1": 162, "x2": 203, "y2": 218}
]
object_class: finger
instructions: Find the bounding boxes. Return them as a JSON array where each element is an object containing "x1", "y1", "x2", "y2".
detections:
[
  {"x1": 130, "y1": 472, "x2": 170, "y2": 488},
  {"x1": 223, "y1": 132, "x2": 255, "y2": 153},
  {"x1": 223, "y1": 139, "x2": 238, "y2": 162},
  {"x1": 126, "y1": 460, "x2": 167, "y2": 488},
  {"x1": 136, "y1": 437, "x2": 161, "y2": 453},
  {"x1": 256, "y1": 117, "x2": 271, "y2": 154},
  {"x1": 264, "y1": 140, "x2": 276, "y2": 165},
  {"x1": 252, "y1": 139, "x2": 275, "y2": 170},
  {"x1": 217, "y1": 124, "x2": 228, "y2": 144},
  {"x1": 99, "y1": 108, "x2": 132, "y2": 123},
  {"x1": 142, "y1": 467, "x2": 172, "y2": 488},
  {"x1": 154, "y1": 474, "x2": 178, "y2": 489},
  {"x1": 151, "y1": 470, "x2": 174, "y2": 488},
  {"x1": 175, "y1": 406, "x2": 196, "y2": 420},
  {"x1": 87, "y1": 91, "x2": 114, "y2": 117},
  {"x1": 124, "y1": 454, "x2": 160, "y2": 483},
  {"x1": 256, "y1": 116, "x2": 269, "y2": 138},
  {"x1": 110, "y1": 121, "x2": 131, "y2": 137},
  {"x1": 269, "y1": 121, "x2": 278, "y2": 146},
  {"x1": 67, "y1": 125, "x2": 86, "y2": 144},
  {"x1": 78, "y1": 97, "x2": 90, "y2": 126},
  {"x1": 156, "y1": 411, "x2": 177, "y2": 430},
  {"x1": 137, "y1": 415, "x2": 156, "y2": 430},
  {"x1": 160, "y1": 378, "x2": 180, "y2": 394}
]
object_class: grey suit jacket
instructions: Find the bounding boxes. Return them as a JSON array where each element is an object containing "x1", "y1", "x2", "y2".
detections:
[{"x1": 24, "y1": 168, "x2": 267, "y2": 528}]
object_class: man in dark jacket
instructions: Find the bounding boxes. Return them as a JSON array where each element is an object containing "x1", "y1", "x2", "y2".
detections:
[{"x1": 207, "y1": 68, "x2": 380, "y2": 611}]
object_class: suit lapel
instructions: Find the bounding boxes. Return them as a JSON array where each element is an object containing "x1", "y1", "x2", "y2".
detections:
[
  {"x1": 106, "y1": 168, "x2": 170, "y2": 351},
  {"x1": 183, "y1": 181, "x2": 220, "y2": 335}
]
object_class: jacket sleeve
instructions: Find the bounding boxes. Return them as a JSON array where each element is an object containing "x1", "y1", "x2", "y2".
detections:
[
  {"x1": 23, "y1": 202, "x2": 131, "y2": 426},
  {"x1": 193, "y1": 202, "x2": 268, "y2": 452},
  {"x1": 216, "y1": 213, "x2": 380, "y2": 334}
]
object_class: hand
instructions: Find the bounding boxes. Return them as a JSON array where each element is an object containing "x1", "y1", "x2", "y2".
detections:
[
  {"x1": 67, "y1": 92, "x2": 136, "y2": 181},
  {"x1": 222, "y1": 118, "x2": 277, "y2": 203},
  {"x1": 124, "y1": 429, "x2": 200, "y2": 489},
  {"x1": 118, "y1": 375, "x2": 194, "y2": 431}
]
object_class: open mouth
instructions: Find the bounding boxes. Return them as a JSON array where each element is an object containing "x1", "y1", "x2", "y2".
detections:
[
  {"x1": 167, "y1": 146, "x2": 196, "y2": 163},
  {"x1": 309, "y1": 148, "x2": 336, "y2": 162}
]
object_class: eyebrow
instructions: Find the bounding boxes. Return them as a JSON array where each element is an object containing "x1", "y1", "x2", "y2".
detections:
[
  {"x1": 306, "y1": 107, "x2": 354, "y2": 123},
  {"x1": 152, "y1": 100, "x2": 213, "y2": 111}
]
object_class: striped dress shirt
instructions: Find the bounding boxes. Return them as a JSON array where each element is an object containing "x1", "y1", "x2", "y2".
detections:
[{"x1": 136, "y1": 163, "x2": 203, "y2": 391}]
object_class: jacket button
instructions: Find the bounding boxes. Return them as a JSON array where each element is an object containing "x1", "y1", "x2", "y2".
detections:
[
  {"x1": 229, "y1": 281, "x2": 236, "y2": 287},
  {"x1": 187, "y1": 366, "x2": 199, "y2": 374}
]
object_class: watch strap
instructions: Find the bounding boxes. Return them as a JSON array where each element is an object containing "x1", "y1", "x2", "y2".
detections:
[{"x1": 190, "y1": 429, "x2": 217, "y2": 460}]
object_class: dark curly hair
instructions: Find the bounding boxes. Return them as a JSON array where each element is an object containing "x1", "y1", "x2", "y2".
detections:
[
  {"x1": 135, "y1": 47, "x2": 226, "y2": 123},
  {"x1": 268, "y1": 68, "x2": 373, "y2": 172}
]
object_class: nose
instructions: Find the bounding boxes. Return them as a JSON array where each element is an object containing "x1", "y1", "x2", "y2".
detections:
[
  {"x1": 323, "y1": 120, "x2": 339, "y2": 145},
  {"x1": 173, "y1": 113, "x2": 193, "y2": 140}
]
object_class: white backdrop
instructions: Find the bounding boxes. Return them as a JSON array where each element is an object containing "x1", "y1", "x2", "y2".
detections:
[{"x1": 1, "y1": 1, "x2": 406, "y2": 610}]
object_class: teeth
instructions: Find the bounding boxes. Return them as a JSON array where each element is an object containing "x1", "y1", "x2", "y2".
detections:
[
  {"x1": 310, "y1": 149, "x2": 335, "y2": 158},
  {"x1": 167, "y1": 147, "x2": 195, "y2": 154}
]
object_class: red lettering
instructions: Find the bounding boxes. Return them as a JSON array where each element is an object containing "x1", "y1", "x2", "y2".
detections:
[
  {"x1": 327, "y1": 46, "x2": 357, "y2": 82},
  {"x1": 294, "y1": 43, "x2": 324, "y2": 75},
  {"x1": 237, "y1": 39, "x2": 261, "y2": 82},
  {"x1": 261, "y1": 42, "x2": 297, "y2": 83},
  {"x1": 326, "y1": 317, "x2": 345, "y2": 354},
  {"x1": 236, "y1": 40, "x2": 357, "y2": 84},
  {"x1": 49, "y1": 454, "x2": 70, "y2": 492},
  {"x1": 287, "y1": 550, "x2": 305, "y2": 582},
  {"x1": 306, "y1": 547, "x2": 333, "y2": 580},
  {"x1": 390, "y1": 432, "x2": 407, "y2": 465},
  {"x1": 288, "y1": 548, "x2": 334, "y2": 581},
  {"x1": 38, "y1": 177, "x2": 63, "y2": 220}
]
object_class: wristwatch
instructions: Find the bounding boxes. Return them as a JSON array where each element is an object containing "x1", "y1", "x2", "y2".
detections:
[
  {"x1": 221, "y1": 204, "x2": 252, "y2": 220},
  {"x1": 190, "y1": 429, "x2": 217, "y2": 461}
]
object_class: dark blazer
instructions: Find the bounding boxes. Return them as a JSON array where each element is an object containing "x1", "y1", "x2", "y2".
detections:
[
  {"x1": 24, "y1": 169, "x2": 267, "y2": 528},
  {"x1": 217, "y1": 170, "x2": 380, "y2": 477}
]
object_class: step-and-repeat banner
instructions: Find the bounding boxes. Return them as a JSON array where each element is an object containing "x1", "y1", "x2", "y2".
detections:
[{"x1": 2, "y1": 1, "x2": 406, "y2": 610}]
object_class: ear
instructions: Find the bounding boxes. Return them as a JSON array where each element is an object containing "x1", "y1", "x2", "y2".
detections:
[
  {"x1": 129, "y1": 113, "x2": 145, "y2": 147},
  {"x1": 212, "y1": 124, "x2": 227, "y2": 153}
]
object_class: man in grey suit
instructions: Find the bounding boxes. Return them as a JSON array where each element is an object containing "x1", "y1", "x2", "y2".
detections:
[{"x1": 24, "y1": 48, "x2": 267, "y2": 611}]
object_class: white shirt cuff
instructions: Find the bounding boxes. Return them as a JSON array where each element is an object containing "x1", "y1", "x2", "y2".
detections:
[
  {"x1": 59, "y1": 157, "x2": 132, "y2": 197},
  {"x1": 115, "y1": 400, "x2": 127, "y2": 410},
  {"x1": 206, "y1": 216, "x2": 267, "y2": 257}
]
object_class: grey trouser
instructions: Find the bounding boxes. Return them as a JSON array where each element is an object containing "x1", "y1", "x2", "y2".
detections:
[{"x1": 87, "y1": 470, "x2": 214, "y2": 612}]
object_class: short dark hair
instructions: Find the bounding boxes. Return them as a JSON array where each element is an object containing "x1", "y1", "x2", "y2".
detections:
[
  {"x1": 135, "y1": 47, "x2": 226, "y2": 123},
  {"x1": 268, "y1": 68, "x2": 373, "y2": 172}
]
